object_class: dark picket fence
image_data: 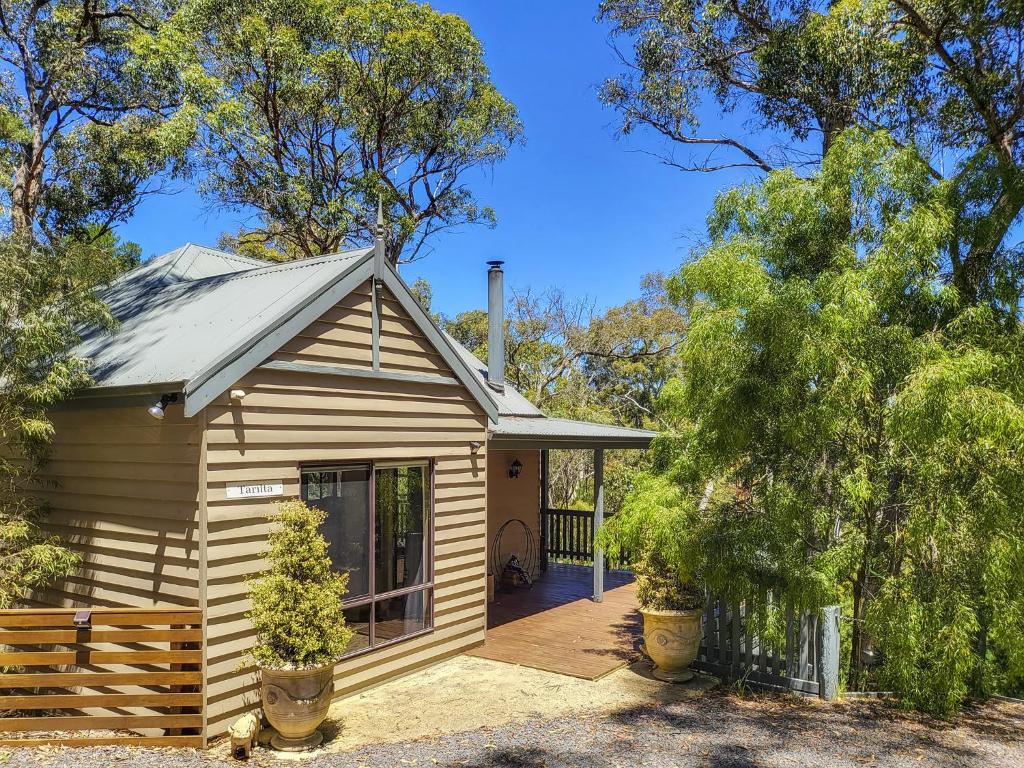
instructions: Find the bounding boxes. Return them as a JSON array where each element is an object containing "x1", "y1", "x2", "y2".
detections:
[{"x1": 692, "y1": 594, "x2": 840, "y2": 700}]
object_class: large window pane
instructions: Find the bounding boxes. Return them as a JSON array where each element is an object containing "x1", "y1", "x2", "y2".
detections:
[
  {"x1": 302, "y1": 466, "x2": 371, "y2": 599},
  {"x1": 374, "y1": 591, "x2": 428, "y2": 643},
  {"x1": 374, "y1": 465, "x2": 428, "y2": 594}
]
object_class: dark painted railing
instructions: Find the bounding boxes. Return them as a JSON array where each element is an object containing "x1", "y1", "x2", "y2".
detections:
[
  {"x1": 540, "y1": 508, "x2": 629, "y2": 570},
  {"x1": 541, "y1": 508, "x2": 593, "y2": 566}
]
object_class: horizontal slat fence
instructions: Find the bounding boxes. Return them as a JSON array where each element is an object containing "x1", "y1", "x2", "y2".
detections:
[
  {"x1": 692, "y1": 594, "x2": 838, "y2": 698},
  {"x1": 0, "y1": 608, "x2": 204, "y2": 747}
]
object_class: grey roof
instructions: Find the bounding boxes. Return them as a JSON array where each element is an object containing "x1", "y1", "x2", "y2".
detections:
[
  {"x1": 75, "y1": 242, "x2": 655, "y2": 448},
  {"x1": 77, "y1": 245, "x2": 372, "y2": 395},
  {"x1": 443, "y1": 331, "x2": 543, "y2": 417},
  {"x1": 442, "y1": 333, "x2": 655, "y2": 448},
  {"x1": 489, "y1": 415, "x2": 656, "y2": 449},
  {"x1": 108, "y1": 243, "x2": 268, "y2": 288}
]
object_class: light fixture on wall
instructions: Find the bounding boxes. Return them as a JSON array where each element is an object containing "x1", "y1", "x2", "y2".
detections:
[
  {"x1": 508, "y1": 458, "x2": 523, "y2": 480},
  {"x1": 469, "y1": 441, "x2": 482, "y2": 454},
  {"x1": 147, "y1": 393, "x2": 179, "y2": 420}
]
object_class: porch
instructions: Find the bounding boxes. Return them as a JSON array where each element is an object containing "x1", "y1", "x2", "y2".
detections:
[{"x1": 466, "y1": 563, "x2": 642, "y2": 680}]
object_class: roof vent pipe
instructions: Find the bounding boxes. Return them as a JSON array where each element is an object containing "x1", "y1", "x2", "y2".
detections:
[{"x1": 487, "y1": 260, "x2": 505, "y2": 393}]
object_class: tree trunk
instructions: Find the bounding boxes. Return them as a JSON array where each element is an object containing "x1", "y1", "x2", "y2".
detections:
[
  {"x1": 11, "y1": 138, "x2": 42, "y2": 236},
  {"x1": 849, "y1": 560, "x2": 865, "y2": 685},
  {"x1": 954, "y1": 166, "x2": 1024, "y2": 304}
]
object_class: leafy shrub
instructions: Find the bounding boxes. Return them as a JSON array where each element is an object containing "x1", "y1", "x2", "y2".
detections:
[
  {"x1": 248, "y1": 501, "x2": 352, "y2": 669},
  {"x1": 596, "y1": 473, "x2": 704, "y2": 611},
  {"x1": 634, "y1": 549, "x2": 703, "y2": 611}
]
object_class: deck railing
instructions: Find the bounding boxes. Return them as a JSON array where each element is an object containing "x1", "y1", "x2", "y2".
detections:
[
  {"x1": 0, "y1": 607, "x2": 205, "y2": 747},
  {"x1": 540, "y1": 508, "x2": 629, "y2": 570}
]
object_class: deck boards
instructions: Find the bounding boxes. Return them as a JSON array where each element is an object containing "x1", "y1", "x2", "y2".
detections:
[{"x1": 466, "y1": 564, "x2": 641, "y2": 680}]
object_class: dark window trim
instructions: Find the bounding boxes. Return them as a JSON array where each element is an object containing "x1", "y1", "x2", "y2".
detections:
[{"x1": 299, "y1": 458, "x2": 436, "y2": 657}]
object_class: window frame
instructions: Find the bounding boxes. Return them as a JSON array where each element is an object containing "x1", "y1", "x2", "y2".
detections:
[{"x1": 299, "y1": 459, "x2": 435, "y2": 659}]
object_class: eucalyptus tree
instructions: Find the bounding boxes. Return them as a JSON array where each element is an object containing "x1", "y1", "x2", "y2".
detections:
[
  {"x1": 166, "y1": 0, "x2": 522, "y2": 263},
  {"x1": 618, "y1": 131, "x2": 1024, "y2": 714},
  {"x1": 599, "y1": 0, "x2": 1024, "y2": 306},
  {"x1": 0, "y1": 0, "x2": 192, "y2": 244}
]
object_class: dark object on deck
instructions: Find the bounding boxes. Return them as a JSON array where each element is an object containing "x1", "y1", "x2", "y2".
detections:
[
  {"x1": 489, "y1": 519, "x2": 538, "y2": 588},
  {"x1": 501, "y1": 554, "x2": 533, "y2": 589}
]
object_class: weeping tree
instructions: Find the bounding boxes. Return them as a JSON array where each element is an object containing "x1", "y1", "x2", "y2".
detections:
[
  {"x1": 0, "y1": 236, "x2": 117, "y2": 607},
  {"x1": 627, "y1": 130, "x2": 1024, "y2": 715},
  {"x1": 161, "y1": 0, "x2": 522, "y2": 263}
]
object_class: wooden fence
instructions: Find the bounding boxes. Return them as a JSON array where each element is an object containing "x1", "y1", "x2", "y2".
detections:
[
  {"x1": 691, "y1": 595, "x2": 840, "y2": 700},
  {"x1": 0, "y1": 608, "x2": 205, "y2": 747}
]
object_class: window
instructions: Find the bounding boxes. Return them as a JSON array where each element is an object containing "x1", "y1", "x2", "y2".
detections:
[{"x1": 300, "y1": 462, "x2": 432, "y2": 655}]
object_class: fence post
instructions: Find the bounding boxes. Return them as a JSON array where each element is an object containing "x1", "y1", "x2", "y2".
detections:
[{"x1": 818, "y1": 605, "x2": 840, "y2": 701}]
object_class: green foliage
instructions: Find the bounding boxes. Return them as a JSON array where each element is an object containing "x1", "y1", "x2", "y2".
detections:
[
  {"x1": 0, "y1": 235, "x2": 119, "y2": 608},
  {"x1": 248, "y1": 501, "x2": 353, "y2": 669},
  {"x1": 442, "y1": 280, "x2": 683, "y2": 512},
  {"x1": 0, "y1": 1, "x2": 192, "y2": 241},
  {"x1": 599, "y1": 0, "x2": 1024, "y2": 307},
  {"x1": 163, "y1": 0, "x2": 522, "y2": 262},
  {"x1": 631, "y1": 129, "x2": 1024, "y2": 715}
]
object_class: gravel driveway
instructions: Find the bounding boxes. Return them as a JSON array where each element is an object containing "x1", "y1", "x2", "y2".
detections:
[{"x1": 2, "y1": 690, "x2": 1021, "y2": 768}]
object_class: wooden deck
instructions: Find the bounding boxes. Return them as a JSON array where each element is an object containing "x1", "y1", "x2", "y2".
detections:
[{"x1": 465, "y1": 563, "x2": 641, "y2": 680}]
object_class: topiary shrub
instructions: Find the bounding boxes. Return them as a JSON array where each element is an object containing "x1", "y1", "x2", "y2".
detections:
[{"x1": 247, "y1": 500, "x2": 352, "y2": 670}]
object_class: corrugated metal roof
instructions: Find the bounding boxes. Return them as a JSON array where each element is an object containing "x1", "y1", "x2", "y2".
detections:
[
  {"x1": 77, "y1": 246, "x2": 372, "y2": 391},
  {"x1": 75, "y1": 243, "x2": 657, "y2": 448},
  {"x1": 441, "y1": 331, "x2": 655, "y2": 447},
  {"x1": 442, "y1": 331, "x2": 543, "y2": 417},
  {"x1": 490, "y1": 415, "x2": 656, "y2": 448}
]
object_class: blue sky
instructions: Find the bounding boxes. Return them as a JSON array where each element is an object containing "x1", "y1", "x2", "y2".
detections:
[{"x1": 116, "y1": 1, "x2": 758, "y2": 319}]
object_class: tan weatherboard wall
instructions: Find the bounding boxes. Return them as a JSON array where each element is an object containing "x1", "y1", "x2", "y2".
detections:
[
  {"x1": 486, "y1": 449, "x2": 540, "y2": 581},
  {"x1": 201, "y1": 280, "x2": 489, "y2": 737},
  {"x1": 32, "y1": 403, "x2": 202, "y2": 609}
]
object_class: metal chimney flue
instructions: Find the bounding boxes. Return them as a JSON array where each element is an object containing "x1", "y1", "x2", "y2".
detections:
[{"x1": 487, "y1": 260, "x2": 505, "y2": 393}]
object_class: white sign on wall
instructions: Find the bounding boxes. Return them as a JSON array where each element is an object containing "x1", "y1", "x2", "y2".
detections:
[{"x1": 226, "y1": 482, "x2": 284, "y2": 499}]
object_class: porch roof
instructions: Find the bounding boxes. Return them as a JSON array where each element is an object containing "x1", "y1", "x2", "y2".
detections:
[{"x1": 488, "y1": 415, "x2": 656, "y2": 450}]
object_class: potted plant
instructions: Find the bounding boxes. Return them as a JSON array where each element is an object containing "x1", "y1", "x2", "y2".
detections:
[
  {"x1": 247, "y1": 500, "x2": 352, "y2": 751},
  {"x1": 597, "y1": 475, "x2": 704, "y2": 682},
  {"x1": 632, "y1": 550, "x2": 704, "y2": 681}
]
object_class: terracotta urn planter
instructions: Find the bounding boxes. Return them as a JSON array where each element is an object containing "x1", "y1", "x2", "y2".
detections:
[
  {"x1": 260, "y1": 664, "x2": 335, "y2": 751},
  {"x1": 641, "y1": 607, "x2": 703, "y2": 682}
]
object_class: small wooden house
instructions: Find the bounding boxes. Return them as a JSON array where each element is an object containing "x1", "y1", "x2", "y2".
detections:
[{"x1": 32, "y1": 239, "x2": 654, "y2": 740}]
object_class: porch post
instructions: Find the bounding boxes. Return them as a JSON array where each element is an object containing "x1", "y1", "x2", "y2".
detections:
[
  {"x1": 593, "y1": 448, "x2": 604, "y2": 603},
  {"x1": 540, "y1": 449, "x2": 549, "y2": 573}
]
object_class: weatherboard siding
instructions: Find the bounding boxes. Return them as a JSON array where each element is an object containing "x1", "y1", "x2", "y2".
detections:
[
  {"x1": 201, "y1": 292, "x2": 488, "y2": 738},
  {"x1": 271, "y1": 280, "x2": 454, "y2": 377},
  {"x1": 31, "y1": 404, "x2": 202, "y2": 609}
]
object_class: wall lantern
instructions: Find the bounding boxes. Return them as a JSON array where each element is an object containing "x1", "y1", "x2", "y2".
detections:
[
  {"x1": 508, "y1": 458, "x2": 523, "y2": 480},
  {"x1": 147, "y1": 393, "x2": 179, "y2": 420},
  {"x1": 469, "y1": 441, "x2": 482, "y2": 455},
  {"x1": 73, "y1": 609, "x2": 92, "y2": 629}
]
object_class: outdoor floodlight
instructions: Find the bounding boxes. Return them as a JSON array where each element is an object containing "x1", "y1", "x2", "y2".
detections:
[{"x1": 147, "y1": 393, "x2": 179, "y2": 420}]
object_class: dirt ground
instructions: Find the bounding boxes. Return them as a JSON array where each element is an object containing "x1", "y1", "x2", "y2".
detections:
[
  {"x1": 2, "y1": 656, "x2": 1022, "y2": 767},
  {"x1": 246, "y1": 654, "x2": 718, "y2": 757}
]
